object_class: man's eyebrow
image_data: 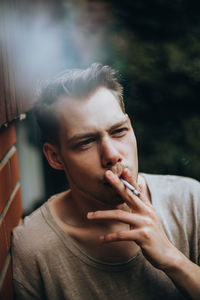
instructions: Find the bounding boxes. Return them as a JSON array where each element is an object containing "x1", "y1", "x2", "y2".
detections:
[
  {"x1": 67, "y1": 119, "x2": 128, "y2": 144},
  {"x1": 67, "y1": 133, "x2": 97, "y2": 144},
  {"x1": 109, "y1": 119, "x2": 128, "y2": 131}
]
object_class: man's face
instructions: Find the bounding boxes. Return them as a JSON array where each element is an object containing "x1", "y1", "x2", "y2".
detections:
[{"x1": 56, "y1": 87, "x2": 138, "y2": 206}]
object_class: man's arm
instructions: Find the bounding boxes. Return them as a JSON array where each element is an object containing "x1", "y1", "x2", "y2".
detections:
[
  {"x1": 87, "y1": 169, "x2": 200, "y2": 299},
  {"x1": 165, "y1": 252, "x2": 200, "y2": 299}
]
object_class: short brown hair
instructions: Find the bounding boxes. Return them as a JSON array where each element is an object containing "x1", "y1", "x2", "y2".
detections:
[{"x1": 35, "y1": 63, "x2": 125, "y2": 145}]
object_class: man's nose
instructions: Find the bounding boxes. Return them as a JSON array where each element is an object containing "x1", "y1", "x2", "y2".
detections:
[{"x1": 100, "y1": 138, "x2": 122, "y2": 168}]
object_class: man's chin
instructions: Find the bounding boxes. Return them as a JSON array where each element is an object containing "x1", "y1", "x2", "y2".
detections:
[
  {"x1": 102, "y1": 197, "x2": 125, "y2": 206},
  {"x1": 71, "y1": 181, "x2": 124, "y2": 207},
  {"x1": 98, "y1": 188, "x2": 125, "y2": 206}
]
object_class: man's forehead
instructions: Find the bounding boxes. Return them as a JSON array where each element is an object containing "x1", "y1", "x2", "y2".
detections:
[
  {"x1": 60, "y1": 111, "x2": 128, "y2": 138},
  {"x1": 55, "y1": 87, "x2": 127, "y2": 138},
  {"x1": 56, "y1": 87, "x2": 120, "y2": 108},
  {"x1": 56, "y1": 87, "x2": 124, "y2": 121}
]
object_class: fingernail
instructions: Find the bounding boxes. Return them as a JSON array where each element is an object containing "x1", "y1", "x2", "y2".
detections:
[
  {"x1": 106, "y1": 170, "x2": 114, "y2": 178},
  {"x1": 87, "y1": 212, "x2": 94, "y2": 218}
]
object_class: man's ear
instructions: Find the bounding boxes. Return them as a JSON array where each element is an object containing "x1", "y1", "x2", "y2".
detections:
[{"x1": 43, "y1": 143, "x2": 64, "y2": 170}]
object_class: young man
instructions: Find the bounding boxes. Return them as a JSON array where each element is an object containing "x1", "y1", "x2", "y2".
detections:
[{"x1": 12, "y1": 63, "x2": 200, "y2": 299}]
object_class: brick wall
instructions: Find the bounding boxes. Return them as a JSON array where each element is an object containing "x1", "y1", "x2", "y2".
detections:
[{"x1": 0, "y1": 122, "x2": 23, "y2": 300}]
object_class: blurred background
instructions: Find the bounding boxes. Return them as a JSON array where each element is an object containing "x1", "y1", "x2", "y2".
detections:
[{"x1": 1, "y1": 0, "x2": 199, "y2": 215}]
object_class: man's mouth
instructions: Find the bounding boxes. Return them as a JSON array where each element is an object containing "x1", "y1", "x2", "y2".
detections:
[
  {"x1": 110, "y1": 164, "x2": 124, "y2": 178},
  {"x1": 100, "y1": 164, "x2": 128, "y2": 186}
]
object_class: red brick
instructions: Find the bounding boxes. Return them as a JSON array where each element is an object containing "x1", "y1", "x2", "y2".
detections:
[
  {"x1": 0, "y1": 123, "x2": 16, "y2": 161},
  {"x1": 9, "y1": 150, "x2": 20, "y2": 188},
  {"x1": 0, "y1": 162, "x2": 11, "y2": 215},
  {"x1": 0, "y1": 257, "x2": 14, "y2": 300},
  {"x1": 4, "y1": 185, "x2": 23, "y2": 249},
  {"x1": 0, "y1": 221, "x2": 8, "y2": 274}
]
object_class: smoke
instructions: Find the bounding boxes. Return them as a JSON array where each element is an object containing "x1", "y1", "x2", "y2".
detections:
[
  {"x1": 0, "y1": 1, "x2": 112, "y2": 103},
  {"x1": 0, "y1": 2, "x2": 67, "y2": 97}
]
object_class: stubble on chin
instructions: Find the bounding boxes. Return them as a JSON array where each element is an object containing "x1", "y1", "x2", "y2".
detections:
[
  {"x1": 96, "y1": 188, "x2": 124, "y2": 206},
  {"x1": 97, "y1": 180, "x2": 124, "y2": 206}
]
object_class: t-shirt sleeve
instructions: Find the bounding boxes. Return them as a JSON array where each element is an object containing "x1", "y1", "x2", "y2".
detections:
[
  {"x1": 182, "y1": 177, "x2": 200, "y2": 265},
  {"x1": 191, "y1": 178, "x2": 200, "y2": 265},
  {"x1": 12, "y1": 227, "x2": 46, "y2": 300}
]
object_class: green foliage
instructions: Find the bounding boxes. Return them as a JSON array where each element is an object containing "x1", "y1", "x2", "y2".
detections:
[{"x1": 103, "y1": 1, "x2": 200, "y2": 180}]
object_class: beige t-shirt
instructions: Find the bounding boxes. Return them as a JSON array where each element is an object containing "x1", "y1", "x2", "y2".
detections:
[{"x1": 12, "y1": 174, "x2": 200, "y2": 299}]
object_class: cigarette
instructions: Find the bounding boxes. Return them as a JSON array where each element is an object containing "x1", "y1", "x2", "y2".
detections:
[{"x1": 121, "y1": 179, "x2": 140, "y2": 197}]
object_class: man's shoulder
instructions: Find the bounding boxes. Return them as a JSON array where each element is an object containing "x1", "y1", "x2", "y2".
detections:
[
  {"x1": 12, "y1": 200, "x2": 57, "y2": 256},
  {"x1": 143, "y1": 173, "x2": 200, "y2": 191},
  {"x1": 142, "y1": 173, "x2": 200, "y2": 208},
  {"x1": 13, "y1": 205, "x2": 43, "y2": 247}
]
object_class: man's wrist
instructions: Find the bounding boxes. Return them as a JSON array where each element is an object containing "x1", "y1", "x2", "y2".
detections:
[
  {"x1": 163, "y1": 250, "x2": 186, "y2": 276},
  {"x1": 160, "y1": 248, "x2": 200, "y2": 299},
  {"x1": 158, "y1": 245, "x2": 186, "y2": 275}
]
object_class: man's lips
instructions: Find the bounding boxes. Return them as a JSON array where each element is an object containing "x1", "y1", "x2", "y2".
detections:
[
  {"x1": 110, "y1": 164, "x2": 124, "y2": 178},
  {"x1": 100, "y1": 164, "x2": 128, "y2": 185}
]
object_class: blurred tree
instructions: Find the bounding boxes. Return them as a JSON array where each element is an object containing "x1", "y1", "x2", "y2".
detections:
[{"x1": 99, "y1": 0, "x2": 200, "y2": 180}]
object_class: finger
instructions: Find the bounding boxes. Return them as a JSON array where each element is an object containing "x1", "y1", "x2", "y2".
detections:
[
  {"x1": 121, "y1": 178, "x2": 141, "y2": 198},
  {"x1": 100, "y1": 229, "x2": 142, "y2": 244},
  {"x1": 105, "y1": 170, "x2": 147, "y2": 211},
  {"x1": 125, "y1": 188, "x2": 143, "y2": 211},
  {"x1": 87, "y1": 209, "x2": 145, "y2": 228},
  {"x1": 138, "y1": 183, "x2": 151, "y2": 205},
  {"x1": 122, "y1": 168, "x2": 140, "y2": 191},
  {"x1": 105, "y1": 169, "x2": 125, "y2": 191},
  {"x1": 122, "y1": 169, "x2": 150, "y2": 206}
]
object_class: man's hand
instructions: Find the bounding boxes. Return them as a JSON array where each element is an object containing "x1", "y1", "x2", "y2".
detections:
[
  {"x1": 87, "y1": 168, "x2": 180, "y2": 271},
  {"x1": 87, "y1": 169, "x2": 200, "y2": 299}
]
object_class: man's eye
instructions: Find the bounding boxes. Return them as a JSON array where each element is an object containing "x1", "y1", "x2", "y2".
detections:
[
  {"x1": 112, "y1": 127, "x2": 128, "y2": 137},
  {"x1": 77, "y1": 138, "x2": 95, "y2": 149}
]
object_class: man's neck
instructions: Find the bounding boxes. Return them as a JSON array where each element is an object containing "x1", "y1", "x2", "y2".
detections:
[{"x1": 48, "y1": 174, "x2": 150, "y2": 262}]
